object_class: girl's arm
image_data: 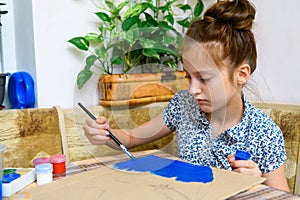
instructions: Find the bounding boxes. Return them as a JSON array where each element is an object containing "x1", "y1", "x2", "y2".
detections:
[
  {"x1": 83, "y1": 113, "x2": 173, "y2": 149},
  {"x1": 228, "y1": 155, "x2": 290, "y2": 192},
  {"x1": 262, "y1": 164, "x2": 290, "y2": 192}
]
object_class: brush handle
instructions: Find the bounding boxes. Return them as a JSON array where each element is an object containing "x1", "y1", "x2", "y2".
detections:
[
  {"x1": 77, "y1": 102, "x2": 135, "y2": 159},
  {"x1": 78, "y1": 102, "x2": 96, "y2": 120}
]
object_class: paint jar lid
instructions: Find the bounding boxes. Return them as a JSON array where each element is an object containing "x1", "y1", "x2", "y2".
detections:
[
  {"x1": 50, "y1": 154, "x2": 66, "y2": 163},
  {"x1": 3, "y1": 173, "x2": 21, "y2": 183},
  {"x1": 235, "y1": 150, "x2": 251, "y2": 160},
  {"x1": 33, "y1": 157, "x2": 50, "y2": 166},
  {"x1": 3, "y1": 168, "x2": 17, "y2": 175},
  {"x1": 8, "y1": 192, "x2": 32, "y2": 200},
  {"x1": 35, "y1": 163, "x2": 53, "y2": 174}
]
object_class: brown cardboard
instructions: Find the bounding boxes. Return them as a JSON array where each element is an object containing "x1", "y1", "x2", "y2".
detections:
[{"x1": 26, "y1": 164, "x2": 265, "y2": 200}]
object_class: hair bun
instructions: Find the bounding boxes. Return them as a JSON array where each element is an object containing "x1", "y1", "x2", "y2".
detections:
[{"x1": 204, "y1": 0, "x2": 256, "y2": 31}]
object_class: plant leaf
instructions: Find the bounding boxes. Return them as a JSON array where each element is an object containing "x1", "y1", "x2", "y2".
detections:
[
  {"x1": 85, "y1": 55, "x2": 97, "y2": 70},
  {"x1": 159, "y1": 0, "x2": 176, "y2": 13},
  {"x1": 121, "y1": 30, "x2": 135, "y2": 46},
  {"x1": 153, "y1": 44, "x2": 179, "y2": 57},
  {"x1": 177, "y1": 18, "x2": 190, "y2": 28},
  {"x1": 194, "y1": 0, "x2": 204, "y2": 17},
  {"x1": 95, "y1": 12, "x2": 111, "y2": 23},
  {"x1": 159, "y1": 5, "x2": 169, "y2": 13},
  {"x1": 165, "y1": 14, "x2": 174, "y2": 25},
  {"x1": 164, "y1": 60, "x2": 178, "y2": 70},
  {"x1": 158, "y1": 21, "x2": 173, "y2": 30},
  {"x1": 176, "y1": 4, "x2": 192, "y2": 12},
  {"x1": 105, "y1": 1, "x2": 117, "y2": 12},
  {"x1": 122, "y1": 16, "x2": 140, "y2": 31},
  {"x1": 163, "y1": 34, "x2": 174, "y2": 45},
  {"x1": 140, "y1": 37, "x2": 155, "y2": 48},
  {"x1": 144, "y1": 13, "x2": 158, "y2": 26},
  {"x1": 142, "y1": 49, "x2": 160, "y2": 60},
  {"x1": 68, "y1": 37, "x2": 89, "y2": 51},
  {"x1": 77, "y1": 69, "x2": 93, "y2": 89},
  {"x1": 85, "y1": 33, "x2": 103, "y2": 43},
  {"x1": 124, "y1": 3, "x2": 148, "y2": 18},
  {"x1": 111, "y1": 56, "x2": 123, "y2": 65},
  {"x1": 0, "y1": 11, "x2": 8, "y2": 15},
  {"x1": 117, "y1": 1, "x2": 129, "y2": 12},
  {"x1": 95, "y1": 45, "x2": 108, "y2": 61}
]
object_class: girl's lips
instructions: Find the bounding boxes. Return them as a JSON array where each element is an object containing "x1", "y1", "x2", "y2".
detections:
[{"x1": 196, "y1": 99, "x2": 208, "y2": 104}]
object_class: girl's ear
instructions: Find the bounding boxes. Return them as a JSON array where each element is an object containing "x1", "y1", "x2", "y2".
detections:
[{"x1": 236, "y1": 64, "x2": 251, "y2": 85}]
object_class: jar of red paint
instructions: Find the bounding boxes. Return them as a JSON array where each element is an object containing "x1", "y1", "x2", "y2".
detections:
[{"x1": 50, "y1": 154, "x2": 66, "y2": 176}]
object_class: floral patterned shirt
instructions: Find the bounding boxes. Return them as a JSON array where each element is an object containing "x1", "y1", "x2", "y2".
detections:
[{"x1": 163, "y1": 90, "x2": 286, "y2": 174}]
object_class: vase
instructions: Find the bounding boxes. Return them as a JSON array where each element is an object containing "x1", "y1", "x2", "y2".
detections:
[
  {"x1": 99, "y1": 71, "x2": 189, "y2": 107},
  {"x1": 0, "y1": 73, "x2": 8, "y2": 109}
]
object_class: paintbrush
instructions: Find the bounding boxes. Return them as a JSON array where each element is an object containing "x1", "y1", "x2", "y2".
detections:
[{"x1": 77, "y1": 102, "x2": 136, "y2": 160}]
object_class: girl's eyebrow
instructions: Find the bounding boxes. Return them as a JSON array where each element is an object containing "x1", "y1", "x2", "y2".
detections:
[{"x1": 184, "y1": 69, "x2": 215, "y2": 76}]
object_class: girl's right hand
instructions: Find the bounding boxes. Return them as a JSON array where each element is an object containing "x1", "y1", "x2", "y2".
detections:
[{"x1": 82, "y1": 116, "x2": 111, "y2": 145}]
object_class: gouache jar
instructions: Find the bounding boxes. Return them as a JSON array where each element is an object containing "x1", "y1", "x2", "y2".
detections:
[
  {"x1": 50, "y1": 154, "x2": 66, "y2": 176},
  {"x1": 33, "y1": 157, "x2": 50, "y2": 166},
  {"x1": 0, "y1": 144, "x2": 6, "y2": 198},
  {"x1": 35, "y1": 163, "x2": 53, "y2": 185}
]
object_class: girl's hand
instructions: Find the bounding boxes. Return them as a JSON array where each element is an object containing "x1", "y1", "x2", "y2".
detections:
[
  {"x1": 82, "y1": 116, "x2": 111, "y2": 145},
  {"x1": 227, "y1": 154, "x2": 262, "y2": 177}
]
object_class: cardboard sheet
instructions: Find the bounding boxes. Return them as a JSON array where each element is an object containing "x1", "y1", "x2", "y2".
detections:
[{"x1": 26, "y1": 165, "x2": 265, "y2": 200}]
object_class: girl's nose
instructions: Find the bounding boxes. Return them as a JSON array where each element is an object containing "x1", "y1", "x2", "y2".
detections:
[{"x1": 189, "y1": 79, "x2": 202, "y2": 96}]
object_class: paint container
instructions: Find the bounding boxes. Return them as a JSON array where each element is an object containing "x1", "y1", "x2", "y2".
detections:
[
  {"x1": 9, "y1": 192, "x2": 32, "y2": 200},
  {"x1": 33, "y1": 157, "x2": 50, "y2": 167},
  {"x1": 235, "y1": 150, "x2": 251, "y2": 160},
  {"x1": 35, "y1": 163, "x2": 53, "y2": 185},
  {"x1": 0, "y1": 144, "x2": 6, "y2": 198},
  {"x1": 50, "y1": 154, "x2": 66, "y2": 177}
]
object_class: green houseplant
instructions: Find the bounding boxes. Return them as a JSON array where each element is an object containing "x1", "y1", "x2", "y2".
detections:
[{"x1": 69, "y1": 0, "x2": 204, "y2": 106}]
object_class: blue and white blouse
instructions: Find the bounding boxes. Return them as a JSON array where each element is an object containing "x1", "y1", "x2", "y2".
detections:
[{"x1": 163, "y1": 90, "x2": 286, "y2": 174}]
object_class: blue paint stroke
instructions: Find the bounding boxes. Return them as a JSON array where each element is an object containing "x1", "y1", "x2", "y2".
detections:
[{"x1": 113, "y1": 155, "x2": 213, "y2": 183}]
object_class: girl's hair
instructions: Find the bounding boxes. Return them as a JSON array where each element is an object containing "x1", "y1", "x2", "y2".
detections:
[{"x1": 185, "y1": 0, "x2": 257, "y2": 74}]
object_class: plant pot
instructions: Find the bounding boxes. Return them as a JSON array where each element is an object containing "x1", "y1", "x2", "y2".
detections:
[
  {"x1": 0, "y1": 73, "x2": 8, "y2": 108},
  {"x1": 99, "y1": 71, "x2": 189, "y2": 107}
]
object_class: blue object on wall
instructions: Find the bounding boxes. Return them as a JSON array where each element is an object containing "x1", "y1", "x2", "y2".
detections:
[{"x1": 8, "y1": 72, "x2": 35, "y2": 109}]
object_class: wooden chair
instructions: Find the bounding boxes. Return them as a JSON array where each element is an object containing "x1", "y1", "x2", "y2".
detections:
[{"x1": 0, "y1": 107, "x2": 63, "y2": 168}]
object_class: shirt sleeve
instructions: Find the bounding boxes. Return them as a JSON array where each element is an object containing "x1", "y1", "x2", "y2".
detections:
[
  {"x1": 258, "y1": 121, "x2": 287, "y2": 174},
  {"x1": 163, "y1": 93, "x2": 180, "y2": 132}
]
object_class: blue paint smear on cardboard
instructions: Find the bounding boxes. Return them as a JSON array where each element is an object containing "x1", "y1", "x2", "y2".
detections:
[{"x1": 113, "y1": 155, "x2": 213, "y2": 183}]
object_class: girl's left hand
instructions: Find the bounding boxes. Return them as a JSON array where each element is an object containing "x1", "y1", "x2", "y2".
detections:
[{"x1": 227, "y1": 154, "x2": 262, "y2": 177}]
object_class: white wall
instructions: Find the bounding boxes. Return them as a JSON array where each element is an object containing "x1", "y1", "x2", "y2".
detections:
[
  {"x1": 1, "y1": 0, "x2": 300, "y2": 109},
  {"x1": 250, "y1": 0, "x2": 300, "y2": 104},
  {"x1": 31, "y1": 0, "x2": 100, "y2": 108}
]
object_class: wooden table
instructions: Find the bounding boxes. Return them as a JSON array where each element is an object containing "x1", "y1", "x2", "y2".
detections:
[
  {"x1": 64, "y1": 150, "x2": 299, "y2": 200},
  {"x1": 7, "y1": 150, "x2": 300, "y2": 200}
]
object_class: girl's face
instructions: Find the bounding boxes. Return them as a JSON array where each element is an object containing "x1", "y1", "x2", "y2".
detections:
[{"x1": 183, "y1": 46, "x2": 241, "y2": 114}]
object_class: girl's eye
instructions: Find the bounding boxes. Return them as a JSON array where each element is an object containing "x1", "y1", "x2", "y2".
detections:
[
  {"x1": 185, "y1": 75, "x2": 191, "y2": 80},
  {"x1": 200, "y1": 78, "x2": 210, "y2": 82}
]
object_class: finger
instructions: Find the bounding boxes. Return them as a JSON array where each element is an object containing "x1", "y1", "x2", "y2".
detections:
[
  {"x1": 83, "y1": 123, "x2": 109, "y2": 138},
  {"x1": 86, "y1": 134, "x2": 110, "y2": 145},
  {"x1": 232, "y1": 167, "x2": 262, "y2": 177},
  {"x1": 227, "y1": 154, "x2": 235, "y2": 163},
  {"x1": 230, "y1": 160, "x2": 257, "y2": 169},
  {"x1": 96, "y1": 116, "x2": 108, "y2": 125},
  {"x1": 84, "y1": 128, "x2": 110, "y2": 143},
  {"x1": 85, "y1": 119, "x2": 108, "y2": 132}
]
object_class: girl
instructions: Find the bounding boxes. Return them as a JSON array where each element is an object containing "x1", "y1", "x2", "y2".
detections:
[{"x1": 83, "y1": 0, "x2": 289, "y2": 192}]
